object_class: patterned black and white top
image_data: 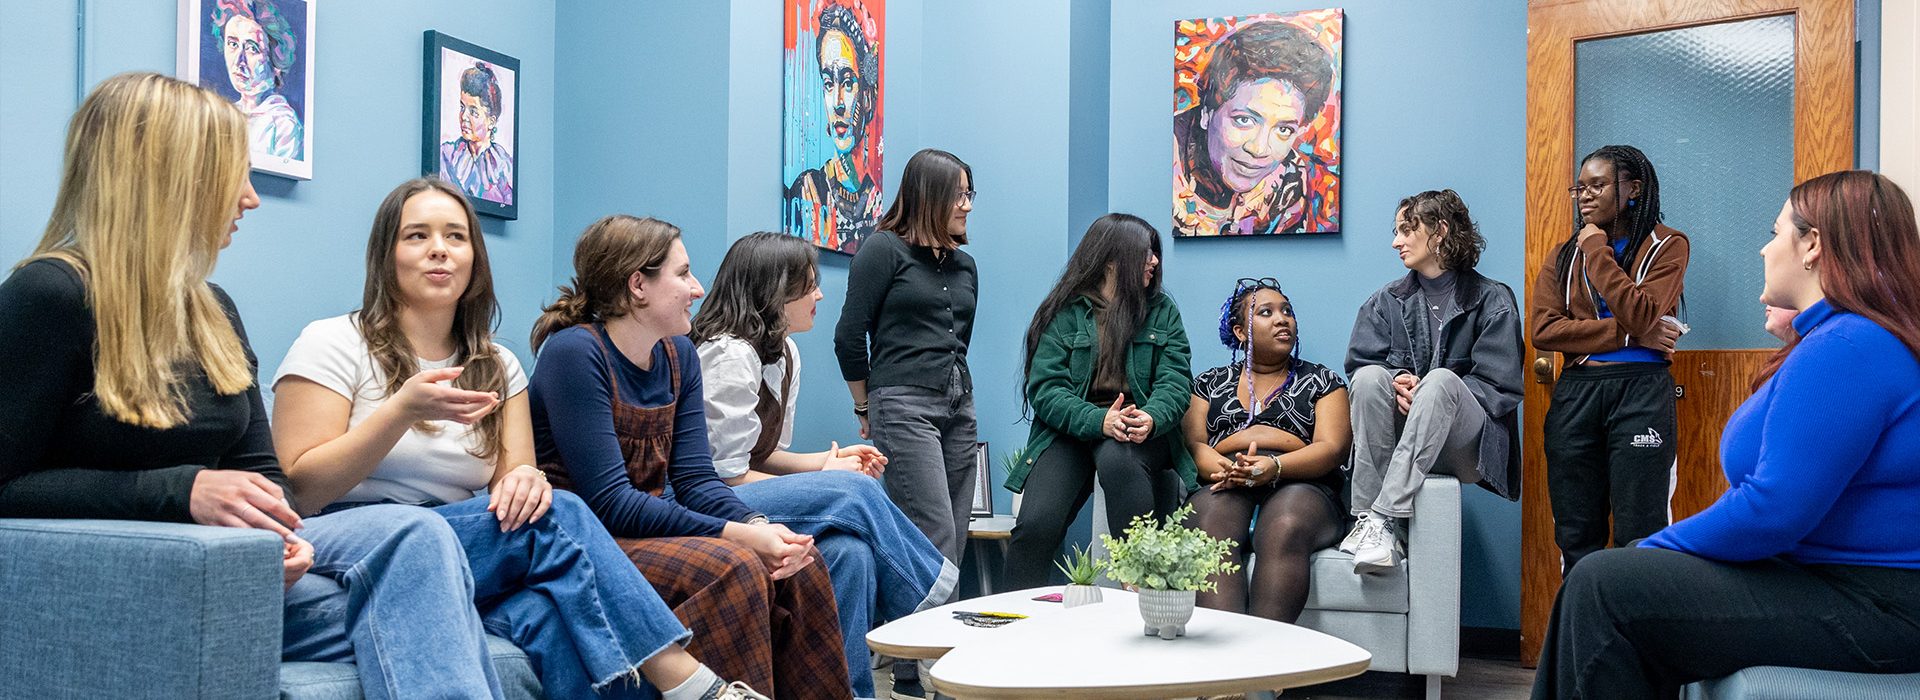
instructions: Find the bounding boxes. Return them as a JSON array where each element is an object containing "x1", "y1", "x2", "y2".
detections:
[{"x1": 1191, "y1": 358, "x2": 1347, "y2": 448}]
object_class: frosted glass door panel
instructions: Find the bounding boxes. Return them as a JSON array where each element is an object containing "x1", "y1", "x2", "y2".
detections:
[{"x1": 1574, "y1": 15, "x2": 1795, "y2": 350}]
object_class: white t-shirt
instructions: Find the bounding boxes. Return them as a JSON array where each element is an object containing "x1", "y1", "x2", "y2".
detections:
[
  {"x1": 272, "y1": 314, "x2": 528, "y2": 506},
  {"x1": 696, "y1": 335, "x2": 798, "y2": 479}
]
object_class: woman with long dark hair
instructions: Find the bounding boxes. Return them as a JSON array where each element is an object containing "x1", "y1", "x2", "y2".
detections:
[
  {"x1": 530, "y1": 215, "x2": 850, "y2": 700},
  {"x1": 271, "y1": 178, "x2": 766, "y2": 699},
  {"x1": 1001, "y1": 213, "x2": 1193, "y2": 591},
  {"x1": 1529, "y1": 145, "x2": 1690, "y2": 573},
  {"x1": 691, "y1": 231, "x2": 956, "y2": 699},
  {"x1": 1533, "y1": 170, "x2": 1920, "y2": 698},
  {"x1": 1186, "y1": 279, "x2": 1350, "y2": 622}
]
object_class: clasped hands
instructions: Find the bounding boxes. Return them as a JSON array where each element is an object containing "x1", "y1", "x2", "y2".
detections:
[
  {"x1": 1101, "y1": 393, "x2": 1154, "y2": 443},
  {"x1": 1207, "y1": 440, "x2": 1280, "y2": 492}
]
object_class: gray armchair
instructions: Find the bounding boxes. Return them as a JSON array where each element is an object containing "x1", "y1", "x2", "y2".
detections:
[
  {"x1": 0, "y1": 519, "x2": 540, "y2": 699},
  {"x1": 1295, "y1": 474, "x2": 1460, "y2": 700}
]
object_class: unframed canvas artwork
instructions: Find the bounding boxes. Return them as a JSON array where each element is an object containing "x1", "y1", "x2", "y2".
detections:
[
  {"x1": 179, "y1": 0, "x2": 315, "y2": 180},
  {"x1": 423, "y1": 31, "x2": 519, "y2": 220},
  {"x1": 1173, "y1": 9, "x2": 1343, "y2": 237},
  {"x1": 783, "y1": 0, "x2": 886, "y2": 254}
]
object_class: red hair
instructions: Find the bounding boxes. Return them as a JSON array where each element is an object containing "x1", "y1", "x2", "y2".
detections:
[{"x1": 1755, "y1": 170, "x2": 1920, "y2": 390}]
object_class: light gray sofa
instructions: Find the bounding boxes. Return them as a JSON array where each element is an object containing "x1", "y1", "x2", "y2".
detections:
[
  {"x1": 1681, "y1": 666, "x2": 1920, "y2": 699},
  {"x1": 1087, "y1": 475, "x2": 1462, "y2": 699},
  {"x1": 0, "y1": 518, "x2": 541, "y2": 699}
]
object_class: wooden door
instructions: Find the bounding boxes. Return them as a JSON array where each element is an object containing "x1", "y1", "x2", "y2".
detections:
[{"x1": 1521, "y1": 0, "x2": 1855, "y2": 666}]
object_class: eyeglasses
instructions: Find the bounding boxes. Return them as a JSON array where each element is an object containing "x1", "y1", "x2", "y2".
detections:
[
  {"x1": 1567, "y1": 177, "x2": 1629, "y2": 197},
  {"x1": 957, "y1": 190, "x2": 977, "y2": 205},
  {"x1": 1235, "y1": 277, "x2": 1283, "y2": 293}
]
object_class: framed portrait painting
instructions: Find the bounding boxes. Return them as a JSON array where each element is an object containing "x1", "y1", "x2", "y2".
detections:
[
  {"x1": 178, "y1": 0, "x2": 316, "y2": 180},
  {"x1": 782, "y1": 0, "x2": 885, "y2": 254},
  {"x1": 1172, "y1": 9, "x2": 1343, "y2": 237},
  {"x1": 423, "y1": 31, "x2": 520, "y2": 220}
]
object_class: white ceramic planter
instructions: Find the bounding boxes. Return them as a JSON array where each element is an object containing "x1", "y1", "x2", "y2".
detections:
[
  {"x1": 1062, "y1": 584, "x2": 1103, "y2": 609},
  {"x1": 1136, "y1": 588, "x2": 1196, "y2": 640}
]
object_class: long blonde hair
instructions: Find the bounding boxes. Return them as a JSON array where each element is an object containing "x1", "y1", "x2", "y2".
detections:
[{"x1": 25, "y1": 72, "x2": 254, "y2": 429}]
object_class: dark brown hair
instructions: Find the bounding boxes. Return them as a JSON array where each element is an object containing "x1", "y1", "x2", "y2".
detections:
[
  {"x1": 357, "y1": 177, "x2": 506, "y2": 460},
  {"x1": 531, "y1": 215, "x2": 683, "y2": 353},
  {"x1": 692, "y1": 232, "x2": 819, "y2": 363},
  {"x1": 1754, "y1": 170, "x2": 1920, "y2": 389},
  {"x1": 878, "y1": 148, "x2": 971, "y2": 249},
  {"x1": 1395, "y1": 189, "x2": 1485, "y2": 272}
]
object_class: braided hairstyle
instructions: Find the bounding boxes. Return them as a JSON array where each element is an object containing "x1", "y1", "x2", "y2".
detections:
[
  {"x1": 1556, "y1": 144, "x2": 1663, "y2": 291},
  {"x1": 1216, "y1": 279, "x2": 1296, "y2": 374}
]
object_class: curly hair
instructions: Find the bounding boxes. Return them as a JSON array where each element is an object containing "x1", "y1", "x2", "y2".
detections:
[
  {"x1": 210, "y1": 0, "x2": 298, "y2": 89},
  {"x1": 1198, "y1": 19, "x2": 1334, "y2": 121},
  {"x1": 1395, "y1": 189, "x2": 1485, "y2": 272}
]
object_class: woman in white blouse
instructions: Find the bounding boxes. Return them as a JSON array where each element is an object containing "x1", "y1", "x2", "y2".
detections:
[{"x1": 693, "y1": 232, "x2": 958, "y2": 699}]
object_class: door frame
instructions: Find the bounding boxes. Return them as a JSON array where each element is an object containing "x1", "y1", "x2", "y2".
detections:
[{"x1": 1521, "y1": 0, "x2": 1855, "y2": 666}]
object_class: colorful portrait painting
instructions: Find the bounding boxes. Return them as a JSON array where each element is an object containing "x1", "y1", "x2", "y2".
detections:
[
  {"x1": 783, "y1": 0, "x2": 885, "y2": 254},
  {"x1": 1173, "y1": 9, "x2": 1343, "y2": 237},
  {"x1": 178, "y1": 0, "x2": 316, "y2": 180},
  {"x1": 422, "y1": 31, "x2": 519, "y2": 220}
]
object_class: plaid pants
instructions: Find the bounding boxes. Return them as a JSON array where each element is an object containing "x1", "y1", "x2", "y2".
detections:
[{"x1": 619, "y1": 536, "x2": 851, "y2": 699}]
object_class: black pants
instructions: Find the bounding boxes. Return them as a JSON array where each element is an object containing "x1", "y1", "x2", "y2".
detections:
[
  {"x1": 1533, "y1": 547, "x2": 1920, "y2": 699},
  {"x1": 1001, "y1": 435, "x2": 1180, "y2": 590},
  {"x1": 1544, "y1": 362, "x2": 1677, "y2": 574}
]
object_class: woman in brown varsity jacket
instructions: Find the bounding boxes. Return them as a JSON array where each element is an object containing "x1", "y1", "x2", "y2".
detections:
[{"x1": 1529, "y1": 144, "x2": 1689, "y2": 574}]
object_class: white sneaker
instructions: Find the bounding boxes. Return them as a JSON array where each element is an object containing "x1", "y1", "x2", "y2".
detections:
[
  {"x1": 712, "y1": 681, "x2": 772, "y2": 700},
  {"x1": 1337, "y1": 512, "x2": 1373, "y2": 554},
  {"x1": 1351, "y1": 517, "x2": 1403, "y2": 575}
]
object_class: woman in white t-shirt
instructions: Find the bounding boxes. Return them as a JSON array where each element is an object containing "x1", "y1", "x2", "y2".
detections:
[
  {"x1": 691, "y1": 232, "x2": 958, "y2": 699},
  {"x1": 271, "y1": 178, "x2": 767, "y2": 700}
]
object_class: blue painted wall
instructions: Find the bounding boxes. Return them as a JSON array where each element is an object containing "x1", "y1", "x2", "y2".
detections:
[
  {"x1": 1107, "y1": 0, "x2": 1531, "y2": 628},
  {"x1": 0, "y1": 0, "x2": 558, "y2": 396}
]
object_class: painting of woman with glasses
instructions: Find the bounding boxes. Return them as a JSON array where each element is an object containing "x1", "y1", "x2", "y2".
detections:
[
  {"x1": 1172, "y1": 10, "x2": 1342, "y2": 237},
  {"x1": 783, "y1": 0, "x2": 885, "y2": 254}
]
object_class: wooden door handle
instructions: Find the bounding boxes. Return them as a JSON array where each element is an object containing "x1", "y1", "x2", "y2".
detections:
[{"x1": 1533, "y1": 356, "x2": 1555, "y2": 384}]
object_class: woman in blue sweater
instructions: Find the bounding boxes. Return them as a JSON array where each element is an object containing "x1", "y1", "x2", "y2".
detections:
[{"x1": 1532, "y1": 170, "x2": 1920, "y2": 698}]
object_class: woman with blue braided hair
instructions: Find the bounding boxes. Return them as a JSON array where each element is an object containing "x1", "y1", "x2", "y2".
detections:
[{"x1": 1184, "y1": 279, "x2": 1351, "y2": 622}]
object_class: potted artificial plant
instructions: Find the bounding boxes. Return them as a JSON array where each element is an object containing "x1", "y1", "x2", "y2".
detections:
[
  {"x1": 1055, "y1": 543, "x2": 1103, "y2": 608},
  {"x1": 1097, "y1": 504, "x2": 1239, "y2": 640}
]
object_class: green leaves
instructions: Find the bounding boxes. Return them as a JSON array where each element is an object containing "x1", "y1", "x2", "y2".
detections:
[
  {"x1": 1055, "y1": 543, "x2": 1101, "y2": 585},
  {"x1": 1096, "y1": 504, "x2": 1241, "y2": 593}
]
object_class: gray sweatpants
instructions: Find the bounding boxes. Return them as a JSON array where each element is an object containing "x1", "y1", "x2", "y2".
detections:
[
  {"x1": 868, "y1": 366, "x2": 979, "y2": 583},
  {"x1": 1348, "y1": 364, "x2": 1485, "y2": 518}
]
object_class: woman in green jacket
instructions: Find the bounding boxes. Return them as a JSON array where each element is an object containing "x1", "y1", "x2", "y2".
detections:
[{"x1": 1002, "y1": 213, "x2": 1195, "y2": 590}]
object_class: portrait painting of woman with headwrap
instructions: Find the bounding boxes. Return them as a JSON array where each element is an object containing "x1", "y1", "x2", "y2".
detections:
[
  {"x1": 1173, "y1": 10, "x2": 1343, "y2": 237},
  {"x1": 783, "y1": 0, "x2": 886, "y2": 254}
]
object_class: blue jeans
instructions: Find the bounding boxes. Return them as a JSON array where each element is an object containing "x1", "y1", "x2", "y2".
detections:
[
  {"x1": 309, "y1": 492, "x2": 695, "y2": 698},
  {"x1": 282, "y1": 503, "x2": 504, "y2": 700},
  {"x1": 734, "y1": 470, "x2": 959, "y2": 698}
]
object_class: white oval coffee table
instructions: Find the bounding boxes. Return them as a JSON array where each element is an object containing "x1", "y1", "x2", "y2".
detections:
[{"x1": 869, "y1": 586, "x2": 1371, "y2": 699}]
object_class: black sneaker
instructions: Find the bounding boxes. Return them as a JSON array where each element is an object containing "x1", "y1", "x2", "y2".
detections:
[{"x1": 889, "y1": 661, "x2": 927, "y2": 700}]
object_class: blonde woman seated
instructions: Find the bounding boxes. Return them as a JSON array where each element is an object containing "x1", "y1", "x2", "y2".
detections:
[
  {"x1": 271, "y1": 178, "x2": 765, "y2": 700},
  {"x1": 691, "y1": 231, "x2": 957, "y2": 699}
]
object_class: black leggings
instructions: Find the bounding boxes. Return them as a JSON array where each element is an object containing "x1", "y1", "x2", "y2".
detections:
[
  {"x1": 1186, "y1": 480, "x2": 1342, "y2": 623},
  {"x1": 1533, "y1": 547, "x2": 1920, "y2": 699},
  {"x1": 1002, "y1": 436, "x2": 1179, "y2": 590}
]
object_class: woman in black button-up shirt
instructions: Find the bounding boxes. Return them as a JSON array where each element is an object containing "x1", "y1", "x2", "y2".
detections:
[{"x1": 834, "y1": 149, "x2": 979, "y2": 607}]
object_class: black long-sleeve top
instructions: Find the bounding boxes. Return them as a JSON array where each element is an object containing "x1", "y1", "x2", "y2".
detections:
[
  {"x1": 0, "y1": 258, "x2": 287, "y2": 521},
  {"x1": 833, "y1": 231, "x2": 978, "y2": 390}
]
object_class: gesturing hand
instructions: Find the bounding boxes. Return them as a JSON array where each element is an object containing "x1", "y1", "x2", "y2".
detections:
[
  {"x1": 488, "y1": 464, "x2": 553, "y2": 532},
  {"x1": 394, "y1": 366, "x2": 500, "y2": 425},
  {"x1": 282, "y1": 534, "x2": 314, "y2": 591},
  {"x1": 190, "y1": 469, "x2": 303, "y2": 537}
]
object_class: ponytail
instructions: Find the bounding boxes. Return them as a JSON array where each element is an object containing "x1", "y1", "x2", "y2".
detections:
[{"x1": 531, "y1": 282, "x2": 595, "y2": 353}]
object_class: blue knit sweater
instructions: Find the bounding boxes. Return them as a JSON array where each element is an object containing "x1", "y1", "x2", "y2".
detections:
[{"x1": 1644, "y1": 300, "x2": 1920, "y2": 567}]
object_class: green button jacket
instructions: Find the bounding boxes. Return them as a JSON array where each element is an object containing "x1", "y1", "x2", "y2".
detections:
[{"x1": 1006, "y1": 292, "x2": 1198, "y2": 494}]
